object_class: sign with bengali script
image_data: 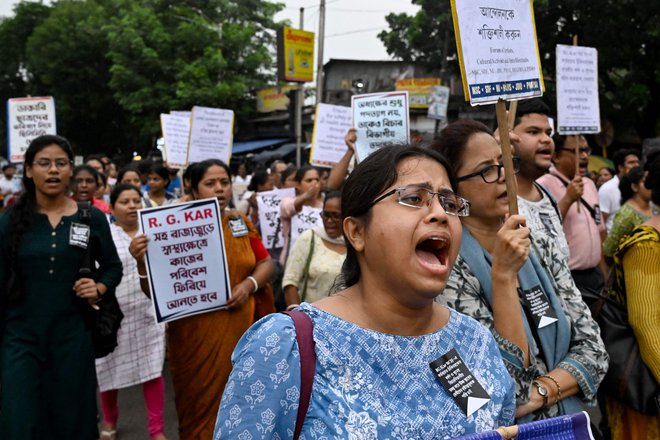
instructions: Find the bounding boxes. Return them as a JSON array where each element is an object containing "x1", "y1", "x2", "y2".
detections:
[
  {"x1": 556, "y1": 45, "x2": 600, "y2": 134},
  {"x1": 160, "y1": 113, "x2": 191, "y2": 169},
  {"x1": 7, "y1": 96, "x2": 57, "y2": 163},
  {"x1": 256, "y1": 85, "x2": 297, "y2": 113},
  {"x1": 277, "y1": 26, "x2": 315, "y2": 83},
  {"x1": 290, "y1": 205, "x2": 322, "y2": 250},
  {"x1": 139, "y1": 198, "x2": 231, "y2": 323},
  {"x1": 395, "y1": 78, "x2": 441, "y2": 109},
  {"x1": 187, "y1": 106, "x2": 235, "y2": 165},
  {"x1": 310, "y1": 103, "x2": 353, "y2": 167},
  {"x1": 256, "y1": 188, "x2": 295, "y2": 250},
  {"x1": 451, "y1": 0, "x2": 544, "y2": 105},
  {"x1": 351, "y1": 91, "x2": 410, "y2": 162}
]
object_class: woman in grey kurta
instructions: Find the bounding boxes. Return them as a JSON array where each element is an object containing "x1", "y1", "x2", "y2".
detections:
[{"x1": 0, "y1": 135, "x2": 122, "y2": 439}]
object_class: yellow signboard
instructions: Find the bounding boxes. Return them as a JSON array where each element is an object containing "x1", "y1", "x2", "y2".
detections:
[
  {"x1": 256, "y1": 85, "x2": 297, "y2": 113},
  {"x1": 395, "y1": 78, "x2": 441, "y2": 109},
  {"x1": 277, "y1": 26, "x2": 315, "y2": 83}
]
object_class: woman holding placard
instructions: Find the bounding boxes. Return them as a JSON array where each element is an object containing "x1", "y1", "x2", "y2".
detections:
[
  {"x1": 430, "y1": 120, "x2": 608, "y2": 422},
  {"x1": 130, "y1": 159, "x2": 274, "y2": 440}
]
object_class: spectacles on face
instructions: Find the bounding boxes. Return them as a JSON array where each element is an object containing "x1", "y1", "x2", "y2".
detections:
[
  {"x1": 320, "y1": 211, "x2": 342, "y2": 222},
  {"x1": 32, "y1": 158, "x2": 72, "y2": 170},
  {"x1": 369, "y1": 185, "x2": 470, "y2": 217},
  {"x1": 457, "y1": 156, "x2": 521, "y2": 184},
  {"x1": 562, "y1": 146, "x2": 591, "y2": 155}
]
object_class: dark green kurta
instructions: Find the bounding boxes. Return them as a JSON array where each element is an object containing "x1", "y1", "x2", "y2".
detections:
[{"x1": 0, "y1": 207, "x2": 122, "y2": 439}]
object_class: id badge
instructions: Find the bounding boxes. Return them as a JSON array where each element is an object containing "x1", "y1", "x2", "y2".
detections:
[
  {"x1": 228, "y1": 217, "x2": 249, "y2": 237},
  {"x1": 70, "y1": 222, "x2": 90, "y2": 249}
]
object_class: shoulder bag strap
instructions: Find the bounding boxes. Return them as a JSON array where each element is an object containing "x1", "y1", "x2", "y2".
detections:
[
  {"x1": 549, "y1": 173, "x2": 600, "y2": 223},
  {"x1": 282, "y1": 311, "x2": 316, "y2": 440},
  {"x1": 300, "y1": 232, "x2": 315, "y2": 302}
]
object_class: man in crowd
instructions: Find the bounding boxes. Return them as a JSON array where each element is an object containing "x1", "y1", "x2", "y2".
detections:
[
  {"x1": 269, "y1": 160, "x2": 287, "y2": 188},
  {"x1": 537, "y1": 134, "x2": 605, "y2": 303},
  {"x1": 598, "y1": 148, "x2": 641, "y2": 232},
  {"x1": 0, "y1": 164, "x2": 17, "y2": 197}
]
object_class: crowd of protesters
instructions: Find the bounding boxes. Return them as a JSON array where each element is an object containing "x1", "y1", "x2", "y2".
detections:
[{"x1": 0, "y1": 96, "x2": 658, "y2": 440}]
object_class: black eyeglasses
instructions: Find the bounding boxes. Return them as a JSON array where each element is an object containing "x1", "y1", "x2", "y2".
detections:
[
  {"x1": 320, "y1": 211, "x2": 342, "y2": 222},
  {"x1": 457, "y1": 156, "x2": 521, "y2": 184},
  {"x1": 32, "y1": 158, "x2": 72, "y2": 170},
  {"x1": 368, "y1": 185, "x2": 470, "y2": 217}
]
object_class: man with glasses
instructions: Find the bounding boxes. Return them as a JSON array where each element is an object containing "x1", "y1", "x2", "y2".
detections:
[
  {"x1": 537, "y1": 134, "x2": 605, "y2": 303},
  {"x1": 509, "y1": 99, "x2": 570, "y2": 262},
  {"x1": 598, "y1": 148, "x2": 641, "y2": 233}
]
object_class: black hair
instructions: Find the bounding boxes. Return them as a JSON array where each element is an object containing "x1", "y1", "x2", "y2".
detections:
[
  {"x1": 514, "y1": 99, "x2": 551, "y2": 127},
  {"x1": 552, "y1": 134, "x2": 566, "y2": 153},
  {"x1": 117, "y1": 164, "x2": 142, "y2": 184},
  {"x1": 280, "y1": 165, "x2": 297, "y2": 184},
  {"x1": 110, "y1": 183, "x2": 141, "y2": 207},
  {"x1": 294, "y1": 165, "x2": 318, "y2": 183},
  {"x1": 644, "y1": 153, "x2": 660, "y2": 206},
  {"x1": 147, "y1": 162, "x2": 170, "y2": 186},
  {"x1": 189, "y1": 159, "x2": 231, "y2": 197},
  {"x1": 6, "y1": 135, "x2": 74, "y2": 304},
  {"x1": 2, "y1": 164, "x2": 16, "y2": 171},
  {"x1": 248, "y1": 170, "x2": 271, "y2": 191},
  {"x1": 619, "y1": 167, "x2": 645, "y2": 204},
  {"x1": 334, "y1": 144, "x2": 457, "y2": 291},
  {"x1": 612, "y1": 148, "x2": 640, "y2": 172},
  {"x1": 182, "y1": 163, "x2": 196, "y2": 182},
  {"x1": 323, "y1": 190, "x2": 341, "y2": 208},
  {"x1": 428, "y1": 119, "x2": 493, "y2": 176},
  {"x1": 73, "y1": 164, "x2": 100, "y2": 184}
]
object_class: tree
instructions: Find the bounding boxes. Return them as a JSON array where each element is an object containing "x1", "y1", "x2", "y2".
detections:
[{"x1": 378, "y1": 0, "x2": 660, "y2": 143}]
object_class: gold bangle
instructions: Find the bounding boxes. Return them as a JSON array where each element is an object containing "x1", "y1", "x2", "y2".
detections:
[{"x1": 539, "y1": 374, "x2": 562, "y2": 404}]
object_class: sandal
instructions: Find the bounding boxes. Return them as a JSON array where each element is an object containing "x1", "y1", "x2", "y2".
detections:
[{"x1": 99, "y1": 430, "x2": 116, "y2": 440}]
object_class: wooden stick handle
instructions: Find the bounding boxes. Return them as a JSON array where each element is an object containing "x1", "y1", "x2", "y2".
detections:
[{"x1": 496, "y1": 99, "x2": 519, "y2": 216}]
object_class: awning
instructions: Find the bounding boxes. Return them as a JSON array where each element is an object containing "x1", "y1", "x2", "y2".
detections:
[
  {"x1": 251, "y1": 143, "x2": 311, "y2": 163},
  {"x1": 232, "y1": 138, "x2": 289, "y2": 155}
]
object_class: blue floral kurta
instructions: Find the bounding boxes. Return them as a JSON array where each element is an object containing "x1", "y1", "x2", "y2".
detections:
[{"x1": 214, "y1": 303, "x2": 515, "y2": 439}]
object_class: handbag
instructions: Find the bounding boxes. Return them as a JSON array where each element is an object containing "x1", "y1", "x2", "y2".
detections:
[
  {"x1": 77, "y1": 202, "x2": 124, "y2": 359},
  {"x1": 300, "y1": 231, "x2": 316, "y2": 302},
  {"x1": 589, "y1": 230, "x2": 660, "y2": 415}
]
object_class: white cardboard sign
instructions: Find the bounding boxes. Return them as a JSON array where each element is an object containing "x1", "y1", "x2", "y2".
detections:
[
  {"x1": 256, "y1": 188, "x2": 295, "y2": 250},
  {"x1": 160, "y1": 113, "x2": 191, "y2": 168},
  {"x1": 290, "y1": 205, "x2": 322, "y2": 250},
  {"x1": 351, "y1": 91, "x2": 410, "y2": 162},
  {"x1": 139, "y1": 198, "x2": 231, "y2": 323},
  {"x1": 310, "y1": 103, "x2": 353, "y2": 167},
  {"x1": 451, "y1": 0, "x2": 544, "y2": 105},
  {"x1": 7, "y1": 96, "x2": 57, "y2": 163},
  {"x1": 556, "y1": 45, "x2": 600, "y2": 134},
  {"x1": 187, "y1": 106, "x2": 234, "y2": 164}
]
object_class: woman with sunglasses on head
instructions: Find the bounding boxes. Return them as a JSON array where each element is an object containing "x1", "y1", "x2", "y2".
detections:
[
  {"x1": 214, "y1": 144, "x2": 515, "y2": 439},
  {"x1": 430, "y1": 120, "x2": 608, "y2": 422},
  {"x1": 282, "y1": 191, "x2": 346, "y2": 309},
  {"x1": 0, "y1": 135, "x2": 122, "y2": 439}
]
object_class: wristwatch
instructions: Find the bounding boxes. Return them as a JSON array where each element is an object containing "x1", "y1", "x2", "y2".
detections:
[{"x1": 532, "y1": 380, "x2": 549, "y2": 408}]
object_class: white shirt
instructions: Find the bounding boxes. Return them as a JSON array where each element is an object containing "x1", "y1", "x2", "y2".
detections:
[
  {"x1": 0, "y1": 176, "x2": 14, "y2": 195},
  {"x1": 598, "y1": 175, "x2": 620, "y2": 232}
]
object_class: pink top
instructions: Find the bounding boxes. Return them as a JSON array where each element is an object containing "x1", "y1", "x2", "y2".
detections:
[
  {"x1": 279, "y1": 197, "x2": 298, "y2": 265},
  {"x1": 537, "y1": 167, "x2": 605, "y2": 270}
]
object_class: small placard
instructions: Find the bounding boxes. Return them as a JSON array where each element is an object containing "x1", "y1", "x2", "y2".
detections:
[
  {"x1": 519, "y1": 285, "x2": 558, "y2": 329},
  {"x1": 429, "y1": 348, "x2": 491, "y2": 417},
  {"x1": 228, "y1": 216, "x2": 249, "y2": 238},
  {"x1": 69, "y1": 222, "x2": 90, "y2": 249}
]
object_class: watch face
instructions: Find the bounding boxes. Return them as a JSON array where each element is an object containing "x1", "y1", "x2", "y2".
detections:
[{"x1": 537, "y1": 383, "x2": 548, "y2": 396}]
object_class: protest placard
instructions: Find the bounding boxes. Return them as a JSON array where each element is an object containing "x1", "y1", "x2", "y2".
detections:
[
  {"x1": 427, "y1": 85, "x2": 451, "y2": 120},
  {"x1": 170, "y1": 110, "x2": 191, "y2": 119},
  {"x1": 351, "y1": 91, "x2": 410, "y2": 162},
  {"x1": 556, "y1": 45, "x2": 600, "y2": 134},
  {"x1": 290, "y1": 205, "x2": 322, "y2": 250},
  {"x1": 310, "y1": 103, "x2": 353, "y2": 167},
  {"x1": 395, "y1": 78, "x2": 441, "y2": 109},
  {"x1": 7, "y1": 96, "x2": 57, "y2": 163},
  {"x1": 160, "y1": 113, "x2": 191, "y2": 169},
  {"x1": 187, "y1": 106, "x2": 235, "y2": 164},
  {"x1": 451, "y1": 0, "x2": 544, "y2": 105},
  {"x1": 139, "y1": 198, "x2": 231, "y2": 323},
  {"x1": 256, "y1": 188, "x2": 295, "y2": 249}
]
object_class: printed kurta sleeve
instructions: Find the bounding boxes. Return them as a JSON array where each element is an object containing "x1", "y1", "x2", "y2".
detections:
[
  {"x1": 442, "y1": 258, "x2": 539, "y2": 405},
  {"x1": 91, "y1": 209, "x2": 123, "y2": 291},
  {"x1": 624, "y1": 241, "x2": 660, "y2": 382},
  {"x1": 282, "y1": 229, "x2": 313, "y2": 290},
  {"x1": 214, "y1": 313, "x2": 302, "y2": 439},
  {"x1": 536, "y1": 234, "x2": 609, "y2": 403}
]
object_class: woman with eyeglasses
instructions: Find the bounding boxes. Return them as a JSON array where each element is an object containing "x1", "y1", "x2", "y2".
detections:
[
  {"x1": 214, "y1": 144, "x2": 516, "y2": 438},
  {"x1": 0, "y1": 135, "x2": 122, "y2": 438},
  {"x1": 430, "y1": 120, "x2": 607, "y2": 422},
  {"x1": 282, "y1": 191, "x2": 346, "y2": 309}
]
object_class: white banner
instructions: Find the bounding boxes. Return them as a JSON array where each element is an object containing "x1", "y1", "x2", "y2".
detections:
[
  {"x1": 310, "y1": 103, "x2": 353, "y2": 167},
  {"x1": 187, "y1": 106, "x2": 234, "y2": 164},
  {"x1": 256, "y1": 188, "x2": 295, "y2": 250},
  {"x1": 160, "y1": 113, "x2": 191, "y2": 168},
  {"x1": 351, "y1": 91, "x2": 410, "y2": 162},
  {"x1": 451, "y1": 0, "x2": 544, "y2": 105},
  {"x1": 139, "y1": 198, "x2": 231, "y2": 323},
  {"x1": 556, "y1": 45, "x2": 600, "y2": 134},
  {"x1": 427, "y1": 85, "x2": 451, "y2": 120},
  {"x1": 290, "y1": 205, "x2": 322, "y2": 250},
  {"x1": 7, "y1": 96, "x2": 57, "y2": 163}
]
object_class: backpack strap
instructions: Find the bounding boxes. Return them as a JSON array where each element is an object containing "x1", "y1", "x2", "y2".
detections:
[
  {"x1": 534, "y1": 182, "x2": 562, "y2": 223},
  {"x1": 282, "y1": 311, "x2": 316, "y2": 440}
]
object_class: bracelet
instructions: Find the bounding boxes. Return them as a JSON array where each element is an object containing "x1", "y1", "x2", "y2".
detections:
[
  {"x1": 539, "y1": 374, "x2": 562, "y2": 404},
  {"x1": 246, "y1": 276, "x2": 259, "y2": 293},
  {"x1": 137, "y1": 272, "x2": 148, "y2": 279},
  {"x1": 286, "y1": 304, "x2": 300, "y2": 311}
]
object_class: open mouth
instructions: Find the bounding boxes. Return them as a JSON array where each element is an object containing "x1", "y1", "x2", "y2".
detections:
[
  {"x1": 415, "y1": 234, "x2": 450, "y2": 274},
  {"x1": 497, "y1": 190, "x2": 508, "y2": 200},
  {"x1": 537, "y1": 147, "x2": 552, "y2": 158},
  {"x1": 46, "y1": 178, "x2": 61, "y2": 184}
]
